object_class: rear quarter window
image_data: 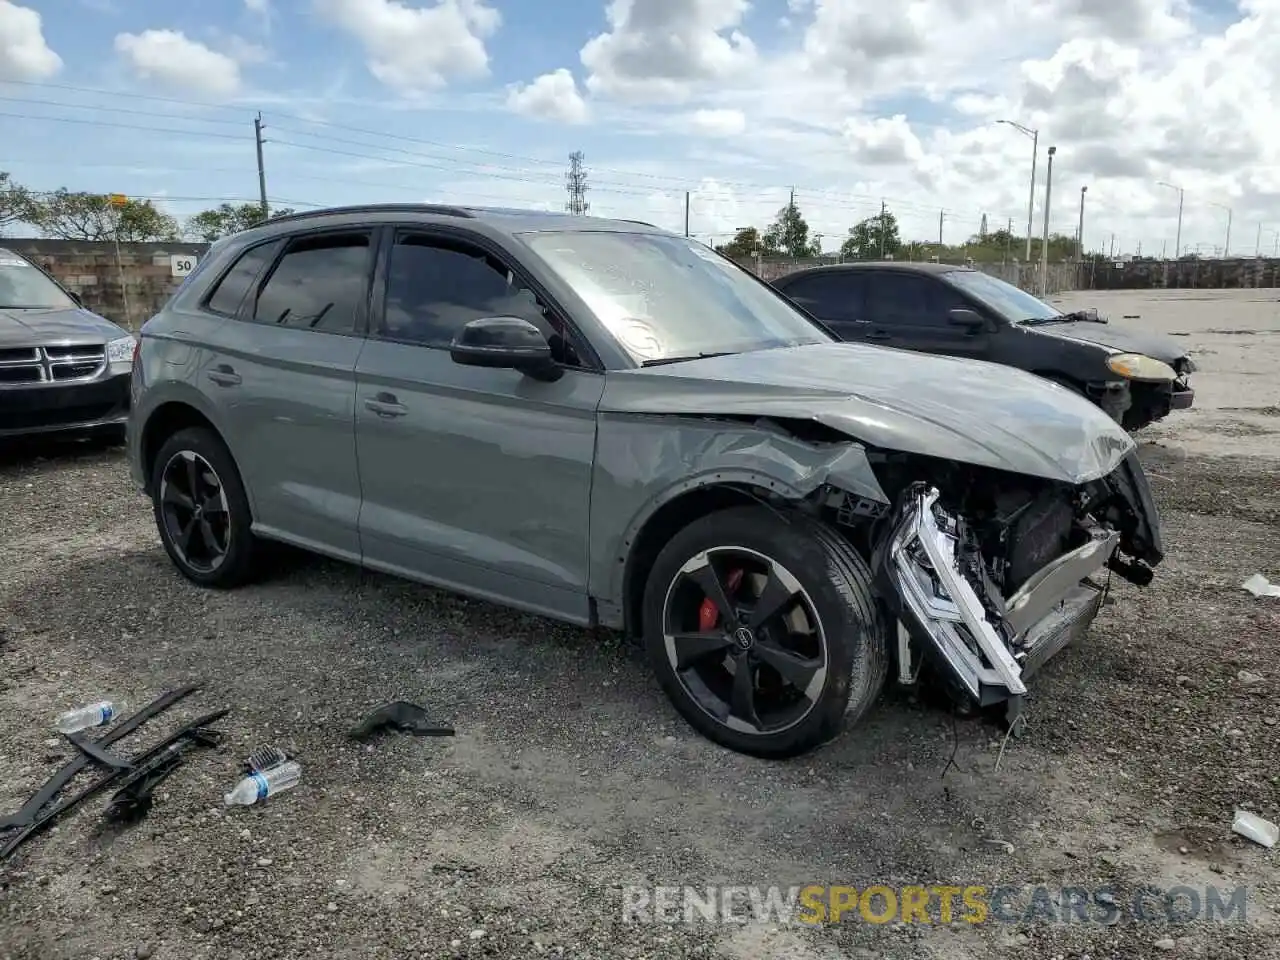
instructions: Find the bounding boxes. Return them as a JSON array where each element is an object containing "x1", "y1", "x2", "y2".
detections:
[{"x1": 203, "y1": 241, "x2": 282, "y2": 317}]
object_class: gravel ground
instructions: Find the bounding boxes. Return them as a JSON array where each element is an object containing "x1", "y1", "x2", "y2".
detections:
[{"x1": 2, "y1": 289, "x2": 1278, "y2": 960}]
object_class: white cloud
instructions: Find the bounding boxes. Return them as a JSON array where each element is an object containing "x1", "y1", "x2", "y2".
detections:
[
  {"x1": 244, "y1": 0, "x2": 270, "y2": 12},
  {"x1": 507, "y1": 69, "x2": 589, "y2": 124},
  {"x1": 690, "y1": 108, "x2": 745, "y2": 137},
  {"x1": 0, "y1": 0, "x2": 62, "y2": 80},
  {"x1": 580, "y1": 0, "x2": 756, "y2": 102},
  {"x1": 114, "y1": 29, "x2": 243, "y2": 96},
  {"x1": 314, "y1": 0, "x2": 501, "y2": 94}
]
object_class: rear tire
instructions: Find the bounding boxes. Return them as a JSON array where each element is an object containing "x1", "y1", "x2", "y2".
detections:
[
  {"x1": 149, "y1": 427, "x2": 258, "y2": 588},
  {"x1": 642, "y1": 505, "x2": 888, "y2": 759}
]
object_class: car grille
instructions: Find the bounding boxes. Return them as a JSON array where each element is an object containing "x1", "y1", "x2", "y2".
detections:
[{"x1": 0, "y1": 345, "x2": 106, "y2": 385}]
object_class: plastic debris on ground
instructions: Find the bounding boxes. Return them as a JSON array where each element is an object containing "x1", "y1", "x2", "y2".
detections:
[
  {"x1": 1231, "y1": 810, "x2": 1279, "y2": 848},
  {"x1": 1242, "y1": 573, "x2": 1280, "y2": 598},
  {"x1": 225, "y1": 758, "x2": 301, "y2": 806},
  {"x1": 348, "y1": 701, "x2": 456, "y2": 741},
  {"x1": 54, "y1": 700, "x2": 123, "y2": 734}
]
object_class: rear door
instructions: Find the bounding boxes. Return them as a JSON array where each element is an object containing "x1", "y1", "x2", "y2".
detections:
[
  {"x1": 778, "y1": 271, "x2": 872, "y2": 342},
  {"x1": 191, "y1": 229, "x2": 372, "y2": 560},
  {"x1": 862, "y1": 271, "x2": 991, "y2": 359},
  {"x1": 353, "y1": 226, "x2": 605, "y2": 623}
]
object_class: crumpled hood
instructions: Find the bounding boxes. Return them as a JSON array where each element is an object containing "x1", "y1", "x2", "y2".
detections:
[
  {"x1": 0, "y1": 307, "x2": 128, "y2": 348},
  {"x1": 1027, "y1": 320, "x2": 1189, "y2": 364},
  {"x1": 602, "y1": 342, "x2": 1136, "y2": 485}
]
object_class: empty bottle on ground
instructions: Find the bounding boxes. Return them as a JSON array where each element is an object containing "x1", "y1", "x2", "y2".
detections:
[
  {"x1": 224, "y1": 760, "x2": 302, "y2": 806},
  {"x1": 54, "y1": 701, "x2": 121, "y2": 734}
]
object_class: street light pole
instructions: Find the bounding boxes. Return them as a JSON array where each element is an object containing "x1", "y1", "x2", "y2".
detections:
[
  {"x1": 1157, "y1": 180, "x2": 1184, "y2": 259},
  {"x1": 1206, "y1": 201, "x2": 1232, "y2": 258},
  {"x1": 998, "y1": 119, "x2": 1039, "y2": 262},
  {"x1": 1040, "y1": 145, "x2": 1056, "y2": 296},
  {"x1": 1077, "y1": 185, "x2": 1087, "y2": 262}
]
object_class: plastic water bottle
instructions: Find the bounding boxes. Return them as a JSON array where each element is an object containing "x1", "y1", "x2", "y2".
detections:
[
  {"x1": 224, "y1": 760, "x2": 302, "y2": 806},
  {"x1": 54, "y1": 701, "x2": 121, "y2": 734}
]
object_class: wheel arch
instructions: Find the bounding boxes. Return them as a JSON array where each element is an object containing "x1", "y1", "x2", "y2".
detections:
[
  {"x1": 618, "y1": 475, "x2": 810, "y2": 639},
  {"x1": 140, "y1": 400, "x2": 234, "y2": 498}
]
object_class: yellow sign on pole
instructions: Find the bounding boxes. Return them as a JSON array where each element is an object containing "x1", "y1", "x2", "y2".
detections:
[{"x1": 108, "y1": 193, "x2": 128, "y2": 207}]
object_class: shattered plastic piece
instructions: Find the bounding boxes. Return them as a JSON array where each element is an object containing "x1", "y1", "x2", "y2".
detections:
[
  {"x1": 103, "y1": 723, "x2": 225, "y2": 824},
  {"x1": 1242, "y1": 574, "x2": 1280, "y2": 598},
  {"x1": 224, "y1": 760, "x2": 301, "y2": 806},
  {"x1": 348, "y1": 701, "x2": 456, "y2": 741},
  {"x1": 244, "y1": 745, "x2": 289, "y2": 775},
  {"x1": 1231, "y1": 810, "x2": 1278, "y2": 848}
]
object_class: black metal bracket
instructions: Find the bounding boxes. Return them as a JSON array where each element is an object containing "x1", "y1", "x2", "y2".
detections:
[
  {"x1": 64, "y1": 731, "x2": 133, "y2": 772},
  {"x1": 349, "y1": 701, "x2": 455, "y2": 741},
  {"x1": 103, "y1": 726, "x2": 225, "y2": 825}
]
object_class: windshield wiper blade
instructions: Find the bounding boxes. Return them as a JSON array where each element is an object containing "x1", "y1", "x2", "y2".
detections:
[{"x1": 640, "y1": 351, "x2": 735, "y2": 367}]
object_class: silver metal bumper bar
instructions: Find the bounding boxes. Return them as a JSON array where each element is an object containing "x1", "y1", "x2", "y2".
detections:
[{"x1": 1004, "y1": 527, "x2": 1118, "y2": 637}]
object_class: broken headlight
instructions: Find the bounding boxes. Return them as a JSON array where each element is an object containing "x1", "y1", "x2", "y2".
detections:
[{"x1": 1105, "y1": 353, "x2": 1176, "y2": 382}]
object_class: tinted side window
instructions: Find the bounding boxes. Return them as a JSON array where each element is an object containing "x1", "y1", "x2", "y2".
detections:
[
  {"x1": 204, "y1": 241, "x2": 279, "y2": 317},
  {"x1": 252, "y1": 233, "x2": 371, "y2": 335},
  {"x1": 865, "y1": 274, "x2": 941, "y2": 327},
  {"x1": 783, "y1": 273, "x2": 865, "y2": 321},
  {"x1": 381, "y1": 233, "x2": 581, "y2": 365}
]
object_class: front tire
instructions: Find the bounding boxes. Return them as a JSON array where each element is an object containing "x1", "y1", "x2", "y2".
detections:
[
  {"x1": 642, "y1": 505, "x2": 888, "y2": 759},
  {"x1": 149, "y1": 427, "x2": 258, "y2": 588}
]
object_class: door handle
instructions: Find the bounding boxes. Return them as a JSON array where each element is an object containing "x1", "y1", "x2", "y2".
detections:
[
  {"x1": 206, "y1": 365, "x2": 241, "y2": 386},
  {"x1": 364, "y1": 393, "x2": 407, "y2": 418}
]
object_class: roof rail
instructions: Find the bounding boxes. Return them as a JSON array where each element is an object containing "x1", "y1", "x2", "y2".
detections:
[{"x1": 262, "y1": 203, "x2": 476, "y2": 226}]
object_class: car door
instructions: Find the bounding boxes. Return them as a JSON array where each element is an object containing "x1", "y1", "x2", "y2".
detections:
[
  {"x1": 190, "y1": 228, "x2": 372, "y2": 561},
  {"x1": 353, "y1": 226, "x2": 605, "y2": 624},
  {"x1": 778, "y1": 271, "x2": 872, "y2": 342},
  {"x1": 862, "y1": 271, "x2": 991, "y2": 360}
]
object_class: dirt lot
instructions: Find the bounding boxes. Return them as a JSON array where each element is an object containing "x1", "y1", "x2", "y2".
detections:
[{"x1": 1, "y1": 288, "x2": 1278, "y2": 960}]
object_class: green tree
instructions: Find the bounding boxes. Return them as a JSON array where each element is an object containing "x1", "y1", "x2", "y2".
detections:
[
  {"x1": 839, "y1": 209, "x2": 901, "y2": 260},
  {"x1": 24, "y1": 189, "x2": 180, "y2": 241},
  {"x1": 714, "y1": 226, "x2": 764, "y2": 259},
  {"x1": 183, "y1": 202, "x2": 295, "y2": 241},
  {"x1": 0, "y1": 171, "x2": 34, "y2": 236},
  {"x1": 762, "y1": 199, "x2": 820, "y2": 258}
]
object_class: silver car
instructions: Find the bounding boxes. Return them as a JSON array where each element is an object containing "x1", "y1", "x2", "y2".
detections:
[{"x1": 127, "y1": 205, "x2": 1164, "y2": 758}]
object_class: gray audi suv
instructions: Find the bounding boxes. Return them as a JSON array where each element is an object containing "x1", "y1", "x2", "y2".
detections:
[{"x1": 126, "y1": 204, "x2": 1163, "y2": 758}]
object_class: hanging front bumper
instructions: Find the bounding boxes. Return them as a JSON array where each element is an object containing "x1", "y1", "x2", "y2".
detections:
[{"x1": 884, "y1": 487, "x2": 1119, "y2": 706}]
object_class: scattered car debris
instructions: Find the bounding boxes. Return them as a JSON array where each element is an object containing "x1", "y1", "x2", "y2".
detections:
[
  {"x1": 1242, "y1": 573, "x2": 1280, "y2": 597},
  {"x1": 244, "y1": 744, "x2": 290, "y2": 774},
  {"x1": 224, "y1": 759, "x2": 301, "y2": 806},
  {"x1": 54, "y1": 699, "x2": 123, "y2": 734},
  {"x1": 1, "y1": 690, "x2": 223, "y2": 861},
  {"x1": 349, "y1": 701, "x2": 456, "y2": 741},
  {"x1": 1231, "y1": 810, "x2": 1278, "y2": 848},
  {"x1": 103, "y1": 714, "x2": 228, "y2": 825}
]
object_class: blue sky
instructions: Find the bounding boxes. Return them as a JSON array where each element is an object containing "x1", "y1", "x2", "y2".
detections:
[{"x1": 1, "y1": 0, "x2": 1276, "y2": 256}]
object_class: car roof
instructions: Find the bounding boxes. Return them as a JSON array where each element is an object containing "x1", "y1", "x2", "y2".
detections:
[
  {"x1": 774, "y1": 261, "x2": 972, "y2": 283},
  {"x1": 252, "y1": 204, "x2": 670, "y2": 238}
]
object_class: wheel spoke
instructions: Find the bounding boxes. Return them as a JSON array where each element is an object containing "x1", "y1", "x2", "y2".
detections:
[
  {"x1": 198, "y1": 518, "x2": 222, "y2": 558},
  {"x1": 162, "y1": 484, "x2": 195, "y2": 512},
  {"x1": 669, "y1": 631, "x2": 733, "y2": 669},
  {"x1": 177, "y1": 517, "x2": 198, "y2": 555},
  {"x1": 185, "y1": 455, "x2": 201, "y2": 500},
  {"x1": 755, "y1": 641, "x2": 822, "y2": 694},
  {"x1": 687, "y1": 558, "x2": 736, "y2": 624},
  {"x1": 200, "y1": 494, "x2": 227, "y2": 516},
  {"x1": 729, "y1": 661, "x2": 762, "y2": 729},
  {"x1": 748, "y1": 568, "x2": 799, "y2": 631}
]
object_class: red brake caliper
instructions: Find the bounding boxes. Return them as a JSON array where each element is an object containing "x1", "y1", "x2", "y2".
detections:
[{"x1": 698, "y1": 568, "x2": 744, "y2": 631}]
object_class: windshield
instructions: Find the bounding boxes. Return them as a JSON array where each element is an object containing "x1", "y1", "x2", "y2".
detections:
[
  {"x1": 519, "y1": 230, "x2": 830, "y2": 364},
  {"x1": 0, "y1": 252, "x2": 76, "y2": 309},
  {"x1": 943, "y1": 269, "x2": 1062, "y2": 323}
]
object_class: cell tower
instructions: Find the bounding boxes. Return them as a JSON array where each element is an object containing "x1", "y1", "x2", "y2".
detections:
[{"x1": 565, "y1": 151, "x2": 590, "y2": 215}]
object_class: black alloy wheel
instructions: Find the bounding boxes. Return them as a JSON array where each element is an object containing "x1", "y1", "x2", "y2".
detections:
[{"x1": 149, "y1": 426, "x2": 258, "y2": 588}]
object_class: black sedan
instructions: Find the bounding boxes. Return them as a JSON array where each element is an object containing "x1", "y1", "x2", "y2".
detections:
[
  {"x1": 0, "y1": 247, "x2": 134, "y2": 441},
  {"x1": 771, "y1": 262, "x2": 1194, "y2": 431}
]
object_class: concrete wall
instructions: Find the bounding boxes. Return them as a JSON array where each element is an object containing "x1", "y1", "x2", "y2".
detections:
[{"x1": 4, "y1": 239, "x2": 211, "y2": 331}]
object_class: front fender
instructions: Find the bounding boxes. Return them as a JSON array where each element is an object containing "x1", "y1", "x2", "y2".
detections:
[{"x1": 588, "y1": 413, "x2": 888, "y2": 610}]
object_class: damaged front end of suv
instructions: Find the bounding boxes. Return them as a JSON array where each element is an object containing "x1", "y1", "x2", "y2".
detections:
[{"x1": 863, "y1": 447, "x2": 1161, "y2": 725}]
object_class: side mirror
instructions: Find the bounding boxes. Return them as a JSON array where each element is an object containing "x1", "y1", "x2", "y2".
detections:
[
  {"x1": 449, "y1": 316, "x2": 562, "y2": 382},
  {"x1": 947, "y1": 308, "x2": 988, "y2": 332}
]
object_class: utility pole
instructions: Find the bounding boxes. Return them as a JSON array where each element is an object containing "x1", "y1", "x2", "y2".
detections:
[
  {"x1": 1257, "y1": 222, "x2": 1263, "y2": 257},
  {"x1": 1157, "y1": 180, "x2": 1184, "y2": 259},
  {"x1": 879, "y1": 200, "x2": 886, "y2": 257},
  {"x1": 1207, "y1": 201, "x2": 1232, "y2": 257},
  {"x1": 1040, "y1": 145, "x2": 1056, "y2": 296},
  {"x1": 1110, "y1": 234, "x2": 1115, "y2": 258},
  {"x1": 1136, "y1": 240, "x2": 1142, "y2": 257},
  {"x1": 565, "y1": 151, "x2": 590, "y2": 215},
  {"x1": 254, "y1": 112, "x2": 269, "y2": 219},
  {"x1": 997, "y1": 120, "x2": 1039, "y2": 262},
  {"x1": 1076, "y1": 185, "x2": 1087, "y2": 262},
  {"x1": 684, "y1": 191, "x2": 690, "y2": 238}
]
